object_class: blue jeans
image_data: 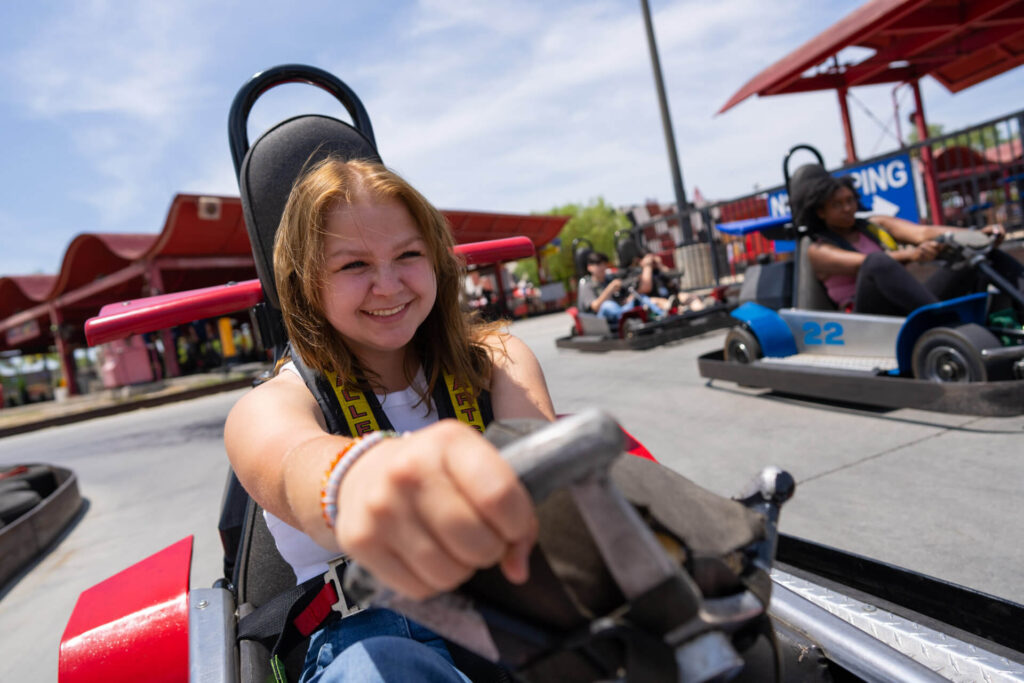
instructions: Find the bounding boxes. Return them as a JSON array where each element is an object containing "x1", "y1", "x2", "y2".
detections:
[
  {"x1": 299, "y1": 608, "x2": 470, "y2": 682},
  {"x1": 596, "y1": 294, "x2": 663, "y2": 324}
]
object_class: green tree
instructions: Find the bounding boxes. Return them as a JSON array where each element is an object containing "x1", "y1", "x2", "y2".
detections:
[
  {"x1": 906, "y1": 123, "x2": 945, "y2": 145},
  {"x1": 908, "y1": 122, "x2": 1012, "y2": 151},
  {"x1": 511, "y1": 256, "x2": 539, "y2": 287},
  {"x1": 533, "y1": 198, "x2": 631, "y2": 291}
]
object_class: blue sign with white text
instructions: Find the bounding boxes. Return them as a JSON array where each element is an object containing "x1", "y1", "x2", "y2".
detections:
[{"x1": 767, "y1": 153, "x2": 920, "y2": 224}]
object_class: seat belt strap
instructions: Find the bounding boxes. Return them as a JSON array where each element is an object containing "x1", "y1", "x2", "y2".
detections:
[
  {"x1": 442, "y1": 370, "x2": 486, "y2": 432},
  {"x1": 293, "y1": 582, "x2": 340, "y2": 637},
  {"x1": 325, "y1": 373, "x2": 381, "y2": 436}
]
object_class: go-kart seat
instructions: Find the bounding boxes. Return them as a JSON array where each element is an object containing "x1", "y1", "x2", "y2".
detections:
[
  {"x1": 233, "y1": 497, "x2": 307, "y2": 681},
  {"x1": 794, "y1": 235, "x2": 837, "y2": 311},
  {"x1": 573, "y1": 246, "x2": 594, "y2": 280},
  {"x1": 616, "y1": 237, "x2": 640, "y2": 270},
  {"x1": 228, "y1": 67, "x2": 513, "y2": 683},
  {"x1": 228, "y1": 70, "x2": 384, "y2": 682}
]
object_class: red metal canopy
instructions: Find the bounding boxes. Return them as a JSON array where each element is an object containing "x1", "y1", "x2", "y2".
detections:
[
  {"x1": 719, "y1": 0, "x2": 1024, "y2": 114},
  {"x1": 1, "y1": 193, "x2": 568, "y2": 361}
]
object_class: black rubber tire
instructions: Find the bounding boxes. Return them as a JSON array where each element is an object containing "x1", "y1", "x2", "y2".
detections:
[
  {"x1": 0, "y1": 465, "x2": 56, "y2": 497},
  {"x1": 0, "y1": 479, "x2": 31, "y2": 495},
  {"x1": 911, "y1": 323, "x2": 1000, "y2": 383},
  {"x1": 0, "y1": 489, "x2": 42, "y2": 524},
  {"x1": 724, "y1": 327, "x2": 762, "y2": 364},
  {"x1": 621, "y1": 316, "x2": 644, "y2": 339}
]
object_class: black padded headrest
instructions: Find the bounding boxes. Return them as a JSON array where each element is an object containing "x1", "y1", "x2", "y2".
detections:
[
  {"x1": 616, "y1": 239, "x2": 640, "y2": 269},
  {"x1": 574, "y1": 246, "x2": 594, "y2": 279},
  {"x1": 239, "y1": 114, "x2": 381, "y2": 309},
  {"x1": 788, "y1": 163, "x2": 830, "y2": 230}
]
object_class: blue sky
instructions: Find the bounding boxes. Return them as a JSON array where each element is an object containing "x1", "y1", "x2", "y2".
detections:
[{"x1": 3, "y1": 0, "x2": 1024, "y2": 275}]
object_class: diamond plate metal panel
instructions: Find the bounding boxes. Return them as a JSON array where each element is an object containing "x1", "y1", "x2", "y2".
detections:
[
  {"x1": 771, "y1": 569, "x2": 1024, "y2": 682},
  {"x1": 761, "y1": 353, "x2": 898, "y2": 372}
]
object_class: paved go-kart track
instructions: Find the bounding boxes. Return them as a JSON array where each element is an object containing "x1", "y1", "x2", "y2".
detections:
[{"x1": 2, "y1": 313, "x2": 1023, "y2": 682}]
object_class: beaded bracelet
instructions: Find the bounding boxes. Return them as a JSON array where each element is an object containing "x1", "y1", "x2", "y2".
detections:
[{"x1": 320, "y1": 431, "x2": 398, "y2": 528}]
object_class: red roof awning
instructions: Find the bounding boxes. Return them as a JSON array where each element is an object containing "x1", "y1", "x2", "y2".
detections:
[
  {"x1": 442, "y1": 211, "x2": 568, "y2": 248},
  {"x1": 719, "y1": 0, "x2": 1024, "y2": 114}
]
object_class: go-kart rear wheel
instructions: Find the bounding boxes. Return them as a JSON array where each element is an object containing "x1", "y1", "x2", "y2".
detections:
[
  {"x1": 911, "y1": 324, "x2": 1000, "y2": 383},
  {"x1": 724, "y1": 327, "x2": 761, "y2": 364},
  {"x1": 621, "y1": 316, "x2": 644, "y2": 339}
]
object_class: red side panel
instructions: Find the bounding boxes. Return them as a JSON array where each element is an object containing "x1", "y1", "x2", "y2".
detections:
[{"x1": 59, "y1": 537, "x2": 193, "y2": 683}]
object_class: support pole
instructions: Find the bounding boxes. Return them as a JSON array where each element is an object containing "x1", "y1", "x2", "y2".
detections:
[
  {"x1": 837, "y1": 87, "x2": 858, "y2": 164},
  {"x1": 147, "y1": 264, "x2": 181, "y2": 378},
  {"x1": 911, "y1": 79, "x2": 943, "y2": 225},
  {"x1": 48, "y1": 305, "x2": 79, "y2": 397},
  {"x1": 639, "y1": 0, "x2": 694, "y2": 244}
]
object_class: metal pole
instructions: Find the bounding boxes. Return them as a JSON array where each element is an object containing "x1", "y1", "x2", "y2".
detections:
[
  {"x1": 910, "y1": 78, "x2": 943, "y2": 224},
  {"x1": 837, "y1": 87, "x2": 858, "y2": 164},
  {"x1": 639, "y1": 0, "x2": 694, "y2": 244}
]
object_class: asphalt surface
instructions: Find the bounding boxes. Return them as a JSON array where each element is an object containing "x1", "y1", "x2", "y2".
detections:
[{"x1": 1, "y1": 315, "x2": 1023, "y2": 681}]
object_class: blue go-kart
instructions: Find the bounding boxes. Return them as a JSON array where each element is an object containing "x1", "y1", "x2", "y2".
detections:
[{"x1": 699, "y1": 146, "x2": 1024, "y2": 417}]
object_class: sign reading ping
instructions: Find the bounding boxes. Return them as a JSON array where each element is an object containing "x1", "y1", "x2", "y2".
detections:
[{"x1": 768, "y1": 153, "x2": 920, "y2": 224}]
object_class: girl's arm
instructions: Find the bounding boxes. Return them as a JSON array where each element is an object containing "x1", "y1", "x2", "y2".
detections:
[
  {"x1": 870, "y1": 215, "x2": 953, "y2": 244},
  {"x1": 224, "y1": 372, "x2": 353, "y2": 551},
  {"x1": 870, "y1": 215, "x2": 1005, "y2": 245}
]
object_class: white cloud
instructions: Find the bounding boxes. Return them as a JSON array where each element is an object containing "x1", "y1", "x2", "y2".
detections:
[
  {"x1": 8, "y1": 0, "x2": 216, "y2": 226},
  {"x1": 3, "y1": 0, "x2": 1024, "y2": 277},
  {"x1": 337, "y1": 0, "x2": 846, "y2": 211},
  {"x1": 12, "y1": 2, "x2": 210, "y2": 123}
]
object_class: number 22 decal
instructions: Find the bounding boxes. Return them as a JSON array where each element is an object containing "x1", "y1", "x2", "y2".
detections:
[{"x1": 802, "y1": 321, "x2": 844, "y2": 345}]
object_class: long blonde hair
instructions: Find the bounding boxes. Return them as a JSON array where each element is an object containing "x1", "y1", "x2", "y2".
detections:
[{"x1": 274, "y1": 157, "x2": 499, "y2": 398}]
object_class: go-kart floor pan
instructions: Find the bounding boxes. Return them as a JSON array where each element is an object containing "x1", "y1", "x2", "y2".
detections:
[
  {"x1": 698, "y1": 350, "x2": 1024, "y2": 416},
  {"x1": 556, "y1": 308, "x2": 734, "y2": 352}
]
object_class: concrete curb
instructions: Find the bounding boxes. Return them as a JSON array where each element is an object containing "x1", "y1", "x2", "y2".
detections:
[{"x1": 0, "y1": 377, "x2": 255, "y2": 439}]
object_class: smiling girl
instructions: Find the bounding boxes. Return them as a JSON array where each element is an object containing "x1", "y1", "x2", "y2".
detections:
[{"x1": 224, "y1": 158, "x2": 555, "y2": 682}]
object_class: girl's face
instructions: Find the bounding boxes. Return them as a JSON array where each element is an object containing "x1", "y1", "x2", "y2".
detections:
[
  {"x1": 817, "y1": 185, "x2": 858, "y2": 230},
  {"x1": 320, "y1": 196, "x2": 437, "y2": 364}
]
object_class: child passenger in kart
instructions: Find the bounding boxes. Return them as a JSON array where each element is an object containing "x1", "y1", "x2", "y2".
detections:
[
  {"x1": 576, "y1": 250, "x2": 667, "y2": 324},
  {"x1": 792, "y1": 164, "x2": 1021, "y2": 316},
  {"x1": 224, "y1": 158, "x2": 556, "y2": 682}
]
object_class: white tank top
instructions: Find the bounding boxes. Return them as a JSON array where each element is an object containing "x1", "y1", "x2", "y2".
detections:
[{"x1": 264, "y1": 362, "x2": 437, "y2": 583}]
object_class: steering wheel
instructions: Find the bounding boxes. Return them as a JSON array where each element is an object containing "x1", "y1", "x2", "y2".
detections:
[{"x1": 934, "y1": 230, "x2": 994, "y2": 270}]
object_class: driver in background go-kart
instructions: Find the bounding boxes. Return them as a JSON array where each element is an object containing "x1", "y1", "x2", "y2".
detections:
[
  {"x1": 793, "y1": 163, "x2": 1023, "y2": 316},
  {"x1": 576, "y1": 250, "x2": 666, "y2": 324},
  {"x1": 224, "y1": 158, "x2": 557, "y2": 682}
]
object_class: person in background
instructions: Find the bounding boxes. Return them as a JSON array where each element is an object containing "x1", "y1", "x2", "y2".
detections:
[
  {"x1": 576, "y1": 251, "x2": 665, "y2": 324},
  {"x1": 792, "y1": 164, "x2": 1020, "y2": 316}
]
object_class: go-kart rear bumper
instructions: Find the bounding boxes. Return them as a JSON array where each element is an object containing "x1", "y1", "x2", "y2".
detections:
[{"x1": 698, "y1": 350, "x2": 1024, "y2": 416}]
